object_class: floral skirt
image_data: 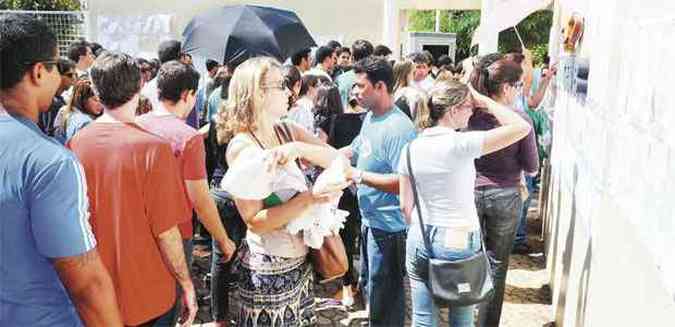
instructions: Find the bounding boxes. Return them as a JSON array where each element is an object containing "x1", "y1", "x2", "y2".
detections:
[{"x1": 234, "y1": 242, "x2": 315, "y2": 327}]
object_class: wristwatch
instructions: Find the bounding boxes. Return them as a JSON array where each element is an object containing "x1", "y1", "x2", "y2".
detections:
[{"x1": 353, "y1": 169, "x2": 364, "y2": 185}]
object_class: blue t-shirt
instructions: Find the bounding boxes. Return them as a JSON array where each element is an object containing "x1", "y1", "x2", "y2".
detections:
[
  {"x1": 54, "y1": 109, "x2": 92, "y2": 145},
  {"x1": 352, "y1": 107, "x2": 416, "y2": 232},
  {"x1": 0, "y1": 110, "x2": 96, "y2": 326},
  {"x1": 336, "y1": 71, "x2": 356, "y2": 110},
  {"x1": 207, "y1": 86, "x2": 223, "y2": 121}
]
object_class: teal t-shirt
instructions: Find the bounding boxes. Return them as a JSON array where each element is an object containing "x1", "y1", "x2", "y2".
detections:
[
  {"x1": 352, "y1": 107, "x2": 416, "y2": 232},
  {"x1": 207, "y1": 86, "x2": 223, "y2": 121},
  {"x1": 336, "y1": 70, "x2": 356, "y2": 110}
]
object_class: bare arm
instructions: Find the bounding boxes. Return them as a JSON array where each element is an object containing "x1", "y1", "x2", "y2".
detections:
[
  {"x1": 52, "y1": 249, "x2": 123, "y2": 327},
  {"x1": 527, "y1": 67, "x2": 555, "y2": 109},
  {"x1": 185, "y1": 179, "x2": 235, "y2": 261},
  {"x1": 235, "y1": 191, "x2": 329, "y2": 234},
  {"x1": 156, "y1": 227, "x2": 192, "y2": 289},
  {"x1": 352, "y1": 169, "x2": 401, "y2": 194},
  {"x1": 289, "y1": 122, "x2": 341, "y2": 169},
  {"x1": 399, "y1": 175, "x2": 414, "y2": 225},
  {"x1": 156, "y1": 227, "x2": 196, "y2": 326},
  {"x1": 471, "y1": 87, "x2": 531, "y2": 155},
  {"x1": 226, "y1": 137, "x2": 334, "y2": 234}
]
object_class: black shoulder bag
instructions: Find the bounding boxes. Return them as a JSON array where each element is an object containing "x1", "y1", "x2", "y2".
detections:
[{"x1": 406, "y1": 141, "x2": 494, "y2": 306}]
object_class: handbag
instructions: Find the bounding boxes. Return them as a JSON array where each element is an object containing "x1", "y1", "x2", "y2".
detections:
[
  {"x1": 406, "y1": 141, "x2": 494, "y2": 306},
  {"x1": 273, "y1": 121, "x2": 348, "y2": 283}
]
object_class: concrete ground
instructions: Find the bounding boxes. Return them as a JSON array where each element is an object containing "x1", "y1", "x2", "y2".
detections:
[{"x1": 189, "y1": 196, "x2": 553, "y2": 326}]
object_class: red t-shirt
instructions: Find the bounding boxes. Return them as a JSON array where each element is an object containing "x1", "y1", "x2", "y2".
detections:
[
  {"x1": 67, "y1": 122, "x2": 190, "y2": 325},
  {"x1": 136, "y1": 113, "x2": 207, "y2": 239}
]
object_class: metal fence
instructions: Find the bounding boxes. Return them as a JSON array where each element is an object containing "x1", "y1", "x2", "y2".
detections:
[{"x1": 0, "y1": 10, "x2": 90, "y2": 57}]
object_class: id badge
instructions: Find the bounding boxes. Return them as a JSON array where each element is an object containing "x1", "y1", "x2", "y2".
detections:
[{"x1": 443, "y1": 229, "x2": 470, "y2": 249}]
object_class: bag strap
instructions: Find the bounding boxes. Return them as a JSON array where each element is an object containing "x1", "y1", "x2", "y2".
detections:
[{"x1": 406, "y1": 141, "x2": 433, "y2": 254}]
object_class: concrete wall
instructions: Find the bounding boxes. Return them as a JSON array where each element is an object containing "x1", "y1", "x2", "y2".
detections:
[
  {"x1": 543, "y1": 0, "x2": 675, "y2": 326},
  {"x1": 87, "y1": 0, "x2": 383, "y2": 57},
  {"x1": 87, "y1": 0, "x2": 483, "y2": 61}
]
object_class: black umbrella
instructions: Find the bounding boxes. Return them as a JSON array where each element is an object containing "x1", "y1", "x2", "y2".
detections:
[{"x1": 182, "y1": 5, "x2": 316, "y2": 66}]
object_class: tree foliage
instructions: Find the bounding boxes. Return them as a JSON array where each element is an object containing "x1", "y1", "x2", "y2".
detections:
[
  {"x1": 0, "y1": 0, "x2": 81, "y2": 11},
  {"x1": 408, "y1": 9, "x2": 552, "y2": 64}
]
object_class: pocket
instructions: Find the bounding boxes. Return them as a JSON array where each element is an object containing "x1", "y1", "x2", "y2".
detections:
[
  {"x1": 407, "y1": 245, "x2": 429, "y2": 281},
  {"x1": 429, "y1": 227, "x2": 480, "y2": 261}
]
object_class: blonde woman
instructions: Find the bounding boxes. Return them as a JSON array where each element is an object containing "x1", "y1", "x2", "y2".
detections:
[
  {"x1": 54, "y1": 77, "x2": 103, "y2": 144},
  {"x1": 393, "y1": 60, "x2": 426, "y2": 120},
  {"x1": 399, "y1": 80, "x2": 531, "y2": 326},
  {"x1": 216, "y1": 57, "x2": 346, "y2": 326}
]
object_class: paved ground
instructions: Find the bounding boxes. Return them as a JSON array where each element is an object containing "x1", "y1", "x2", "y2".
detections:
[{"x1": 189, "y1": 196, "x2": 553, "y2": 326}]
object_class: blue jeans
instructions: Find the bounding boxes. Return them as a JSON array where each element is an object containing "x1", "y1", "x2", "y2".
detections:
[
  {"x1": 474, "y1": 187, "x2": 522, "y2": 327},
  {"x1": 359, "y1": 225, "x2": 407, "y2": 327},
  {"x1": 406, "y1": 224, "x2": 480, "y2": 327},
  {"x1": 515, "y1": 176, "x2": 537, "y2": 246}
]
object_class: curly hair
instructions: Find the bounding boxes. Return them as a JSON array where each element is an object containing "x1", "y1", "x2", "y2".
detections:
[{"x1": 215, "y1": 57, "x2": 281, "y2": 144}]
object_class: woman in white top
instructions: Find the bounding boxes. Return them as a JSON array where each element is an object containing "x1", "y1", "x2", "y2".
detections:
[
  {"x1": 393, "y1": 59, "x2": 427, "y2": 120},
  {"x1": 287, "y1": 74, "x2": 321, "y2": 134},
  {"x1": 216, "y1": 57, "x2": 345, "y2": 326},
  {"x1": 398, "y1": 80, "x2": 531, "y2": 327}
]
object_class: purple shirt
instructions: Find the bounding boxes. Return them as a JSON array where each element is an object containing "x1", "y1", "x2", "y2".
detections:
[{"x1": 467, "y1": 108, "x2": 539, "y2": 188}]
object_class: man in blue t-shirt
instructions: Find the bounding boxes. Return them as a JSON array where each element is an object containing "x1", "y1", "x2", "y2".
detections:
[
  {"x1": 347, "y1": 57, "x2": 416, "y2": 327},
  {"x1": 0, "y1": 15, "x2": 122, "y2": 326}
]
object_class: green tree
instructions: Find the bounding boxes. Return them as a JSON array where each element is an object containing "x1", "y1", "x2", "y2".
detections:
[
  {"x1": 0, "y1": 0, "x2": 81, "y2": 11},
  {"x1": 408, "y1": 9, "x2": 552, "y2": 64}
]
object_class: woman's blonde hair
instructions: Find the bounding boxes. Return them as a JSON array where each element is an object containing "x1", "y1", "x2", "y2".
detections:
[
  {"x1": 215, "y1": 57, "x2": 282, "y2": 144},
  {"x1": 415, "y1": 80, "x2": 469, "y2": 130},
  {"x1": 392, "y1": 60, "x2": 414, "y2": 94},
  {"x1": 56, "y1": 77, "x2": 97, "y2": 132}
]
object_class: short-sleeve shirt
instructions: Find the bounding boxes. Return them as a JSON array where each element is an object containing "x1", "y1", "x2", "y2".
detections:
[
  {"x1": 0, "y1": 108, "x2": 96, "y2": 327},
  {"x1": 67, "y1": 122, "x2": 189, "y2": 326},
  {"x1": 351, "y1": 107, "x2": 416, "y2": 232},
  {"x1": 468, "y1": 108, "x2": 539, "y2": 188},
  {"x1": 137, "y1": 111, "x2": 208, "y2": 239},
  {"x1": 336, "y1": 70, "x2": 356, "y2": 111},
  {"x1": 54, "y1": 109, "x2": 93, "y2": 145},
  {"x1": 207, "y1": 86, "x2": 223, "y2": 121},
  {"x1": 398, "y1": 127, "x2": 484, "y2": 230}
]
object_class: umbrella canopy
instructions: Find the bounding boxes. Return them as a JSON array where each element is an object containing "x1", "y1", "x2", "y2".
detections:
[{"x1": 182, "y1": 5, "x2": 316, "y2": 66}]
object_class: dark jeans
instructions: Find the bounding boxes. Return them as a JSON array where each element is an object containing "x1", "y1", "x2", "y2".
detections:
[
  {"x1": 147, "y1": 305, "x2": 177, "y2": 327},
  {"x1": 475, "y1": 187, "x2": 522, "y2": 327},
  {"x1": 515, "y1": 175, "x2": 538, "y2": 246},
  {"x1": 359, "y1": 225, "x2": 407, "y2": 327},
  {"x1": 338, "y1": 190, "x2": 361, "y2": 286},
  {"x1": 210, "y1": 189, "x2": 247, "y2": 322}
]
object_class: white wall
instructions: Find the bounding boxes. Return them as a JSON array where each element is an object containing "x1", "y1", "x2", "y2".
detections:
[
  {"x1": 544, "y1": 0, "x2": 675, "y2": 326},
  {"x1": 87, "y1": 0, "x2": 383, "y2": 58}
]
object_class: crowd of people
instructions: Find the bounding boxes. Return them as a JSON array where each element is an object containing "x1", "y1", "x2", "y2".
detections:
[{"x1": 1, "y1": 13, "x2": 555, "y2": 327}]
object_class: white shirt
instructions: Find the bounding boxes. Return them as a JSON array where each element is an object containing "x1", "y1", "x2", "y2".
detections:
[
  {"x1": 398, "y1": 126, "x2": 485, "y2": 230},
  {"x1": 304, "y1": 66, "x2": 332, "y2": 81},
  {"x1": 411, "y1": 75, "x2": 435, "y2": 93},
  {"x1": 140, "y1": 77, "x2": 160, "y2": 111},
  {"x1": 286, "y1": 97, "x2": 315, "y2": 134}
]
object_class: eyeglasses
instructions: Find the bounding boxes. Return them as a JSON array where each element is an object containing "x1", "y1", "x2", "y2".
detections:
[
  {"x1": 63, "y1": 72, "x2": 76, "y2": 78},
  {"x1": 262, "y1": 82, "x2": 286, "y2": 91}
]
